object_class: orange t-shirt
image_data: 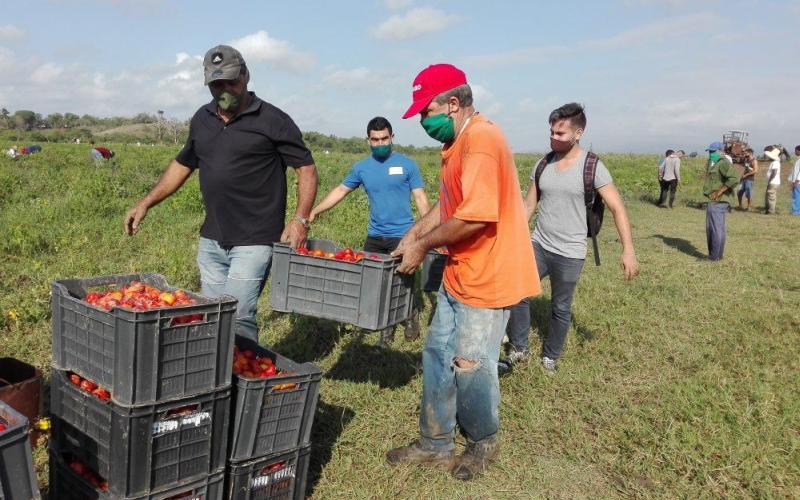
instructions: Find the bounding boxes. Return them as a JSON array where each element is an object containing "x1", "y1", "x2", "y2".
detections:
[{"x1": 439, "y1": 114, "x2": 540, "y2": 308}]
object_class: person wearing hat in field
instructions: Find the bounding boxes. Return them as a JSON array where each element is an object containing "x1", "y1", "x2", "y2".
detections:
[
  {"x1": 309, "y1": 116, "x2": 431, "y2": 345},
  {"x1": 124, "y1": 44, "x2": 318, "y2": 343},
  {"x1": 386, "y1": 63, "x2": 540, "y2": 480},
  {"x1": 90, "y1": 142, "x2": 115, "y2": 161},
  {"x1": 703, "y1": 141, "x2": 739, "y2": 261},
  {"x1": 763, "y1": 146, "x2": 782, "y2": 214}
]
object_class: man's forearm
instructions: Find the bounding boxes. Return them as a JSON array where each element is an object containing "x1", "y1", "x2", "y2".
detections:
[
  {"x1": 294, "y1": 165, "x2": 318, "y2": 217},
  {"x1": 141, "y1": 160, "x2": 192, "y2": 207},
  {"x1": 610, "y1": 206, "x2": 635, "y2": 254},
  {"x1": 407, "y1": 202, "x2": 440, "y2": 239},
  {"x1": 417, "y1": 216, "x2": 486, "y2": 251}
]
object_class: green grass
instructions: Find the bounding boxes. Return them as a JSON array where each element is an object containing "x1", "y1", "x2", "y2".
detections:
[{"x1": 1, "y1": 144, "x2": 798, "y2": 498}]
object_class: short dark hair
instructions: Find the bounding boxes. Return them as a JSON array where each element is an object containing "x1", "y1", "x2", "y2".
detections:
[
  {"x1": 665, "y1": 149, "x2": 674, "y2": 157},
  {"x1": 548, "y1": 102, "x2": 587, "y2": 130},
  {"x1": 367, "y1": 116, "x2": 392, "y2": 136},
  {"x1": 745, "y1": 148, "x2": 754, "y2": 154},
  {"x1": 795, "y1": 145, "x2": 800, "y2": 151}
]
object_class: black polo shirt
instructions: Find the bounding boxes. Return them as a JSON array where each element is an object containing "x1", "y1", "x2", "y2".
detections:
[{"x1": 176, "y1": 92, "x2": 314, "y2": 246}]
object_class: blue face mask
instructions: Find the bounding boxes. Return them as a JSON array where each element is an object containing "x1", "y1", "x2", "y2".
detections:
[{"x1": 370, "y1": 144, "x2": 392, "y2": 159}]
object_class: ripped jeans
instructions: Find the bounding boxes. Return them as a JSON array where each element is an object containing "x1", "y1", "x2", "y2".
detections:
[
  {"x1": 419, "y1": 286, "x2": 509, "y2": 451},
  {"x1": 196, "y1": 237, "x2": 273, "y2": 343}
]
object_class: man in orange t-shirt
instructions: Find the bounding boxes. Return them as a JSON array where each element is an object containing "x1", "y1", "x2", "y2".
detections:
[{"x1": 386, "y1": 63, "x2": 540, "y2": 481}]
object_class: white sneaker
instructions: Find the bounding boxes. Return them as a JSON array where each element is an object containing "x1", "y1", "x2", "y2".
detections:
[{"x1": 541, "y1": 356, "x2": 557, "y2": 373}]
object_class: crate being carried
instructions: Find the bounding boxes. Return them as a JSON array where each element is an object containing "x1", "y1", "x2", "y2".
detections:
[
  {"x1": 228, "y1": 336, "x2": 321, "y2": 462},
  {"x1": 226, "y1": 445, "x2": 310, "y2": 500},
  {"x1": 51, "y1": 273, "x2": 237, "y2": 406},
  {"x1": 270, "y1": 239, "x2": 413, "y2": 330},
  {"x1": 49, "y1": 368, "x2": 230, "y2": 498},
  {"x1": 0, "y1": 400, "x2": 40, "y2": 500}
]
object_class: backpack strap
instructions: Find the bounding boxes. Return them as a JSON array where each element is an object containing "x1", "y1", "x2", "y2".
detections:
[
  {"x1": 534, "y1": 151, "x2": 556, "y2": 201},
  {"x1": 583, "y1": 151, "x2": 599, "y2": 207},
  {"x1": 583, "y1": 152, "x2": 601, "y2": 266}
]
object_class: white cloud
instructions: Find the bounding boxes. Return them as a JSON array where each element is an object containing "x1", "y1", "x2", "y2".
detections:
[
  {"x1": 30, "y1": 63, "x2": 64, "y2": 84},
  {"x1": 471, "y1": 83, "x2": 503, "y2": 116},
  {"x1": 323, "y1": 67, "x2": 384, "y2": 90},
  {"x1": 0, "y1": 25, "x2": 25, "y2": 42},
  {"x1": 383, "y1": 0, "x2": 414, "y2": 10},
  {"x1": 229, "y1": 30, "x2": 316, "y2": 73},
  {"x1": 583, "y1": 12, "x2": 716, "y2": 50},
  {"x1": 370, "y1": 7, "x2": 463, "y2": 40}
]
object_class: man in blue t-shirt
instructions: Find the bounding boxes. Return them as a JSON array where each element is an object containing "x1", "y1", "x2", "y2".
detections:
[{"x1": 310, "y1": 116, "x2": 430, "y2": 344}]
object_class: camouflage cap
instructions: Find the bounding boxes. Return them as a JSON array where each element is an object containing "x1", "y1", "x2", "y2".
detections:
[{"x1": 203, "y1": 45, "x2": 245, "y2": 85}]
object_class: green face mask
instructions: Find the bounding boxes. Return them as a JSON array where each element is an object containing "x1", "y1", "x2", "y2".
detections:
[
  {"x1": 370, "y1": 144, "x2": 392, "y2": 159},
  {"x1": 709, "y1": 152, "x2": 722, "y2": 163},
  {"x1": 421, "y1": 113, "x2": 455, "y2": 143},
  {"x1": 216, "y1": 90, "x2": 242, "y2": 112}
]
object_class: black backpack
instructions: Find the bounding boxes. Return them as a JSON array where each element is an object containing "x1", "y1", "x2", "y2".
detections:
[{"x1": 534, "y1": 151, "x2": 605, "y2": 266}]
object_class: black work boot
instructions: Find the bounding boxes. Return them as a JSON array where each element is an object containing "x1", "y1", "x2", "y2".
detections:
[
  {"x1": 451, "y1": 439, "x2": 499, "y2": 481},
  {"x1": 386, "y1": 441, "x2": 453, "y2": 467}
]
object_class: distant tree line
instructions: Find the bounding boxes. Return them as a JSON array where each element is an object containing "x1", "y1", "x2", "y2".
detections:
[
  {"x1": 0, "y1": 108, "x2": 159, "y2": 132},
  {"x1": 0, "y1": 108, "x2": 437, "y2": 152}
]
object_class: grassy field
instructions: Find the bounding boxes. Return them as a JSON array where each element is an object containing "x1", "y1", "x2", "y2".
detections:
[{"x1": 1, "y1": 143, "x2": 798, "y2": 498}]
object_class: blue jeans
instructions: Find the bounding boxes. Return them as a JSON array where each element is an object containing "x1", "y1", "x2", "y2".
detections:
[
  {"x1": 419, "y1": 287, "x2": 509, "y2": 451},
  {"x1": 737, "y1": 178, "x2": 753, "y2": 200},
  {"x1": 507, "y1": 241, "x2": 584, "y2": 359},
  {"x1": 196, "y1": 237, "x2": 273, "y2": 342},
  {"x1": 706, "y1": 202, "x2": 728, "y2": 261},
  {"x1": 792, "y1": 185, "x2": 800, "y2": 215}
]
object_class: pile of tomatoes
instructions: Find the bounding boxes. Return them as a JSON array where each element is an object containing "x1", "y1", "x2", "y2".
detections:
[
  {"x1": 232, "y1": 346, "x2": 297, "y2": 390},
  {"x1": 84, "y1": 282, "x2": 204, "y2": 324},
  {"x1": 68, "y1": 372, "x2": 111, "y2": 402},
  {"x1": 296, "y1": 246, "x2": 383, "y2": 263},
  {"x1": 67, "y1": 457, "x2": 108, "y2": 491}
]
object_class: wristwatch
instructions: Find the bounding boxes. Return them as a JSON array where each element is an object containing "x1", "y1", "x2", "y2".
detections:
[{"x1": 294, "y1": 215, "x2": 310, "y2": 229}]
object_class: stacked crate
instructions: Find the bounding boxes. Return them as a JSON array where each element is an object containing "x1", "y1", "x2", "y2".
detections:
[
  {"x1": 49, "y1": 273, "x2": 237, "y2": 499},
  {"x1": 0, "y1": 401, "x2": 41, "y2": 499},
  {"x1": 225, "y1": 336, "x2": 322, "y2": 500}
]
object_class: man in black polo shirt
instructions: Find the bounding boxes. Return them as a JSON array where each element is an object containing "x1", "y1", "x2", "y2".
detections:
[{"x1": 124, "y1": 44, "x2": 318, "y2": 343}]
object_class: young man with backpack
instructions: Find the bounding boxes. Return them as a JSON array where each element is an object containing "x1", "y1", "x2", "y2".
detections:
[{"x1": 505, "y1": 103, "x2": 639, "y2": 373}]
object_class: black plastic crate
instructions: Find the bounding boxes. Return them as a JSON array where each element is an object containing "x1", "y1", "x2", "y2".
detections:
[
  {"x1": 226, "y1": 445, "x2": 310, "y2": 500},
  {"x1": 270, "y1": 239, "x2": 413, "y2": 330},
  {"x1": 420, "y1": 250, "x2": 448, "y2": 292},
  {"x1": 50, "y1": 368, "x2": 230, "y2": 498},
  {"x1": 228, "y1": 337, "x2": 321, "y2": 462},
  {"x1": 49, "y1": 450, "x2": 225, "y2": 500},
  {"x1": 51, "y1": 273, "x2": 237, "y2": 406},
  {"x1": 0, "y1": 401, "x2": 40, "y2": 500}
]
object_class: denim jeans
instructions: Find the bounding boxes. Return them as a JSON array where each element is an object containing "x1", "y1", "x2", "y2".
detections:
[
  {"x1": 792, "y1": 185, "x2": 800, "y2": 215},
  {"x1": 507, "y1": 241, "x2": 584, "y2": 359},
  {"x1": 419, "y1": 287, "x2": 509, "y2": 451},
  {"x1": 196, "y1": 237, "x2": 273, "y2": 342},
  {"x1": 706, "y1": 201, "x2": 728, "y2": 261}
]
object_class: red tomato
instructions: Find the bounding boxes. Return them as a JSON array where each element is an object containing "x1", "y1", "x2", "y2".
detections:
[
  {"x1": 80, "y1": 379, "x2": 98, "y2": 393},
  {"x1": 69, "y1": 461, "x2": 87, "y2": 476},
  {"x1": 297, "y1": 247, "x2": 309, "y2": 255},
  {"x1": 0, "y1": 422, "x2": 7, "y2": 433},
  {"x1": 69, "y1": 373, "x2": 82, "y2": 386},
  {"x1": 92, "y1": 387, "x2": 111, "y2": 401}
]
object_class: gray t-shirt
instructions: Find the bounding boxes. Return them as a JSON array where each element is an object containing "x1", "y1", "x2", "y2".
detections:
[{"x1": 531, "y1": 151, "x2": 613, "y2": 259}]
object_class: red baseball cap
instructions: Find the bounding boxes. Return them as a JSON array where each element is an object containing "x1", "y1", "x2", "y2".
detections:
[{"x1": 402, "y1": 63, "x2": 467, "y2": 119}]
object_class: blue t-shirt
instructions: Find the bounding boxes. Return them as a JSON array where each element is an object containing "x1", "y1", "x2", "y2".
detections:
[{"x1": 342, "y1": 152, "x2": 425, "y2": 238}]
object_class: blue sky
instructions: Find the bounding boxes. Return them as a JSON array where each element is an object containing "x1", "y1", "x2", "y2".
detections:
[{"x1": 1, "y1": 0, "x2": 798, "y2": 153}]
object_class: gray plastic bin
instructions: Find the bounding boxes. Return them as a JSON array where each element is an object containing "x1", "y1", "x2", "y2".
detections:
[
  {"x1": 51, "y1": 273, "x2": 236, "y2": 406},
  {"x1": 270, "y1": 239, "x2": 413, "y2": 330},
  {"x1": 0, "y1": 401, "x2": 40, "y2": 500}
]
